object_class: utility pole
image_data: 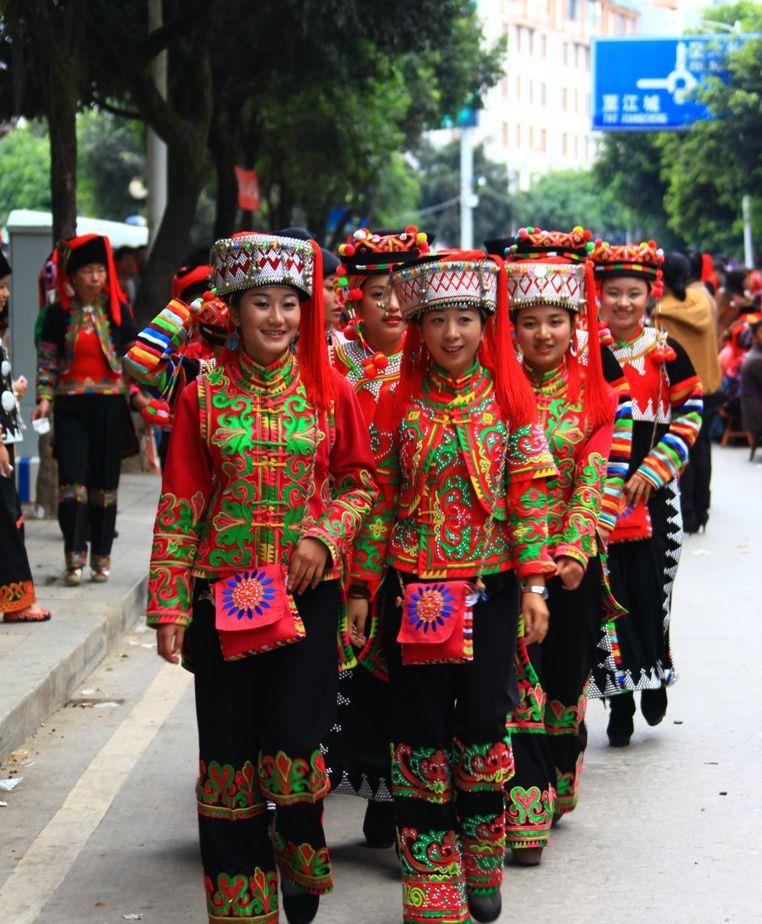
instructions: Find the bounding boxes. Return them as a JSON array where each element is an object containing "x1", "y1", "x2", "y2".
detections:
[
  {"x1": 459, "y1": 126, "x2": 475, "y2": 249},
  {"x1": 742, "y1": 194, "x2": 754, "y2": 268},
  {"x1": 147, "y1": 0, "x2": 168, "y2": 250}
]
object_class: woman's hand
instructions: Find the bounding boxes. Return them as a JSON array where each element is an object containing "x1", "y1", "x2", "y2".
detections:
[
  {"x1": 12, "y1": 375, "x2": 27, "y2": 398},
  {"x1": 0, "y1": 442, "x2": 12, "y2": 479},
  {"x1": 347, "y1": 597, "x2": 369, "y2": 648},
  {"x1": 521, "y1": 589, "x2": 550, "y2": 646},
  {"x1": 157, "y1": 624, "x2": 186, "y2": 665},
  {"x1": 288, "y1": 538, "x2": 329, "y2": 595},
  {"x1": 624, "y1": 472, "x2": 653, "y2": 508},
  {"x1": 598, "y1": 526, "x2": 611, "y2": 548},
  {"x1": 555, "y1": 556, "x2": 585, "y2": 591},
  {"x1": 32, "y1": 398, "x2": 51, "y2": 421}
]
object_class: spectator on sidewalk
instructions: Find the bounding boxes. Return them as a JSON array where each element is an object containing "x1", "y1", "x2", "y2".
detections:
[
  {"x1": 741, "y1": 315, "x2": 762, "y2": 447},
  {"x1": 654, "y1": 252, "x2": 722, "y2": 533},
  {"x1": 0, "y1": 251, "x2": 52, "y2": 623},
  {"x1": 113, "y1": 246, "x2": 139, "y2": 305}
]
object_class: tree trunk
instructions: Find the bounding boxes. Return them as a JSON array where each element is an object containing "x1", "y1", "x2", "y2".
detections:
[
  {"x1": 210, "y1": 108, "x2": 239, "y2": 239},
  {"x1": 35, "y1": 76, "x2": 79, "y2": 518},
  {"x1": 133, "y1": 136, "x2": 208, "y2": 323}
]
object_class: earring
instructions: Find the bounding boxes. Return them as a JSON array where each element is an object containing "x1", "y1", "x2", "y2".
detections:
[
  {"x1": 226, "y1": 327, "x2": 239, "y2": 350},
  {"x1": 570, "y1": 336, "x2": 578, "y2": 357}
]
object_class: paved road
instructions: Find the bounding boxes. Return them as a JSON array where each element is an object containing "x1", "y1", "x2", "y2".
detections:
[{"x1": 1, "y1": 445, "x2": 760, "y2": 924}]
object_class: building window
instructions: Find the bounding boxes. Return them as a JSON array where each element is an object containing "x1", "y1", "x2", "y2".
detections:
[
  {"x1": 566, "y1": 0, "x2": 579, "y2": 20},
  {"x1": 541, "y1": 33, "x2": 547, "y2": 58},
  {"x1": 516, "y1": 124, "x2": 522, "y2": 148},
  {"x1": 562, "y1": 133, "x2": 568, "y2": 156},
  {"x1": 529, "y1": 80, "x2": 534, "y2": 104},
  {"x1": 562, "y1": 87, "x2": 568, "y2": 111},
  {"x1": 562, "y1": 42, "x2": 568, "y2": 66},
  {"x1": 540, "y1": 82, "x2": 547, "y2": 106},
  {"x1": 528, "y1": 28, "x2": 534, "y2": 55},
  {"x1": 540, "y1": 129, "x2": 547, "y2": 151},
  {"x1": 516, "y1": 75, "x2": 522, "y2": 99}
]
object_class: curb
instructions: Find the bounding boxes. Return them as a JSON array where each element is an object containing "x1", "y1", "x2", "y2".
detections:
[{"x1": 0, "y1": 576, "x2": 147, "y2": 758}]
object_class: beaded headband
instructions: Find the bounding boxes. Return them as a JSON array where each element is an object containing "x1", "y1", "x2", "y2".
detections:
[
  {"x1": 210, "y1": 233, "x2": 315, "y2": 298},
  {"x1": 391, "y1": 259, "x2": 498, "y2": 321},
  {"x1": 335, "y1": 226, "x2": 429, "y2": 305},
  {"x1": 591, "y1": 241, "x2": 665, "y2": 293},
  {"x1": 486, "y1": 226, "x2": 594, "y2": 263},
  {"x1": 506, "y1": 261, "x2": 587, "y2": 312}
]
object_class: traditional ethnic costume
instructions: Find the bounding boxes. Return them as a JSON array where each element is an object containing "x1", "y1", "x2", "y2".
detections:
[
  {"x1": 146, "y1": 232, "x2": 375, "y2": 924},
  {"x1": 36, "y1": 235, "x2": 137, "y2": 582},
  {"x1": 323, "y1": 228, "x2": 426, "y2": 845},
  {"x1": 350, "y1": 252, "x2": 555, "y2": 924},
  {"x1": 589, "y1": 243, "x2": 703, "y2": 744},
  {"x1": 485, "y1": 228, "x2": 632, "y2": 854},
  {"x1": 1, "y1": 251, "x2": 51, "y2": 621}
]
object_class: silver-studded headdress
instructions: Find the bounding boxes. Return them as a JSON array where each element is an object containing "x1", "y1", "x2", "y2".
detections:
[
  {"x1": 505, "y1": 261, "x2": 587, "y2": 312},
  {"x1": 210, "y1": 233, "x2": 315, "y2": 299},
  {"x1": 391, "y1": 259, "x2": 498, "y2": 321}
]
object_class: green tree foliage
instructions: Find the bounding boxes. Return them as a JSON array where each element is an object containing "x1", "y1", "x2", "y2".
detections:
[
  {"x1": 513, "y1": 169, "x2": 619, "y2": 242},
  {"x1": 0, "y1": 122, "x2": 51, "y2": 221}
]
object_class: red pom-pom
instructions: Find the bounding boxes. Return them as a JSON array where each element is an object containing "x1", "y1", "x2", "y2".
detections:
[
  {"x1": 373, "y1": 352, "x2": 388, "y2": 370},
  {"x1": 404, "y1": 224, "x2": 418, "y2": 236},
  {"x1": 648, "y1": 240, "x2": 657, "y2": 249},
  {"x1": 419, "y1": 242, "x2": 430, "y2": 255},
  {"x1": 599, "y1": 328, "x2": 614, "y2": 347},
  {"x1": 141, "y1": 398, "x2": 171, "y2": 428},
  {"x1": 583, "y1": 229, "x2": 593, "y2": 241},
  {"x1": 651, "y1": 349, "x2": 666, "y2": 364},
  {"x1": 362, "y1": 362, "x2": 378, "y2": 379},
  {"x1": 664, "y1": 346, "x2": 676, "y2": 362},
  {"x1": 349, "y1": 287, "x2": 364, "y2": 302},
  {"x1": 343, "y1": 244, "x2": 356, "y2": 257},
  {"x1": 336, "y1": 265, "x2": 347, "y2": 276},
  {"x1": 202, "y1": 290, "x2": 216, "y2": 302}
]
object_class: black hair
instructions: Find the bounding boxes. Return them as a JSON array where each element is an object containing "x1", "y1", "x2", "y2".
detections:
[
  {"x1": 685, "y1": 249, "x2": 703, "y2": 283},
  {"x1": 662, "y1": 252, "x2": 690, "y2": 301},
  {"x1": 724, "y1": 269, "x2": 748, "y2": 296}
]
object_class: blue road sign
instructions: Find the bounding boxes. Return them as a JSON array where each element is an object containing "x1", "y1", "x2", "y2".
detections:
[{"x1": 592, "y1": 34, "x2": 751, "y2": 132}]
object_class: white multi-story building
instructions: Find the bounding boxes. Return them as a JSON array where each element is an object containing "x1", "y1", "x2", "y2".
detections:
[{"x1": 477, "y1": 0, "x2": 642, "y2": 189}]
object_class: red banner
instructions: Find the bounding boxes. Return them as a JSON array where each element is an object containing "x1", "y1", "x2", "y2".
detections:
[{"x1": 235, "y1": 167, "x2": 260, "y2": 211}]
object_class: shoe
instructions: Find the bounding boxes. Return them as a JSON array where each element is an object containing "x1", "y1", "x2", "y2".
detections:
[
  {"x1": 606, "y1": 693, "x2": 634, "y2": 747},
  {"x1": 3, "y1": 604, "x2": 52, "y2": 623},
  {"x1": 362, "y1": 799, "x2": 396, "y2": 848},
  {"x1": 64, "y1": 568, "x2": 82, "y2": 586},
  {"x1": 281, "y1": 879, "x2": 319, "y2": 924},
  {"x1": 91, "y1": 569, "x2": 110, "y2": 583},
  {"x1": 511, "y1": 846, "x2": 543, "y2": 867},
  {"x1": 640, "y1": 687, "x2": 668, "y2": 726},
  {"x1": 468, "y1": 891, "x2": 502, "y2": 922}
]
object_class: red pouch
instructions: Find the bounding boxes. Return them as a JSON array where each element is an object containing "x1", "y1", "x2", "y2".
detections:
[
  {"x1": 396, "y1": 580, "x2": 476, "y2": 666},
  {"x1": 610, "y1": 499, "x2": 653, "y2": 543},
  {"x1": 214, "y1": 565, "x2": 305, "y2": 661}
]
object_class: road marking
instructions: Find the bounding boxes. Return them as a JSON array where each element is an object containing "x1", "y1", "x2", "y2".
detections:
[{"x1": 0, "y1": 663, "x2": 191, "y2": 923}]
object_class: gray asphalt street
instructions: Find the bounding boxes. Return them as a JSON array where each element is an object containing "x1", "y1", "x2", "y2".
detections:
[{"x1": 0, "y1": 444, "x2": 760, "y2": 923}]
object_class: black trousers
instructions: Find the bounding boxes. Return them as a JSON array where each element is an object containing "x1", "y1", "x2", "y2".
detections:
[
  {"x1": 53, "y1": 394, "x2": 125, "y2": 570},
  {"x1": 383, "y1": 569, "x2": 519, "y2": 923},
  {"x1": 187, "y1": 578, "x2": 340, "y2": 922},
  {"x1": 506, "y1": 559, "x2": 603, "y2": 849},
  {"x1": 679, "y1": 390, "x2": 719, "y2": 531},
  {"x1": 0, "y1": 445, "x2": 35, "y2": 613}
]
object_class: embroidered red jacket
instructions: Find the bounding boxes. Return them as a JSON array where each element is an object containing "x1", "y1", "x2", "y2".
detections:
[
  {"x1": 350, "y1": 362, "x2": 556, "y2": 593},
  {"x1": 331, "y1": 327, "x2": 404, "y2": 427},
  {"x1": 527, "y1": 357, "x2": 631, "y2": 566},
  {"x1": 147, "y1": 349, "x2": 377, "y2": 626}
]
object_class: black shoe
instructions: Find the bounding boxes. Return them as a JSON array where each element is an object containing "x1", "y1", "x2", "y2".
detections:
[
  {"x1": 468, "y1": 891, "x2": 502, "y2": 923},
  {"x1": 362, "y1": 799, "x2": 396, "y2": 848},
  {"x1": 282, "y1": 880, "x2": 319, "y2": 924},
  {"x1": 640, "y1": 687, "x2": 668, "y2": 726},
  {"x1": 607, "y1": 693, "x2": 634, "y2": 747}
]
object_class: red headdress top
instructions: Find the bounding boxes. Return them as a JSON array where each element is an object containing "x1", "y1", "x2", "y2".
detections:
[
  {"x1": 486, "y1": 225, "x2": 595, "y2": 264},
  {"x1": 172, "y1": 263, "x2": 212, "y2": 303},
  {"x1": 335, "y1": 226, "x2": 430, "y2": 307},
  {"x1": 210, "y1": 231, "x2": 335, "y2": 410},
  {"x1": 499, "y1": 227, "x2": 613, "y2": 428},
  {"x1": 591, "y1": 240, "x2": 665, "y2": 298},
  {"x1": 57, "y1": 234, "x2": 125, "y2": 325},
  {"x1": 392, "y1": 250, "x2": 537, "y2": 428}
]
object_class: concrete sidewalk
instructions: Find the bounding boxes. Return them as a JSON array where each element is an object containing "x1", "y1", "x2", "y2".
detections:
[{"x1": 0, "y1": 472, "x2": 160, "y2": 756}]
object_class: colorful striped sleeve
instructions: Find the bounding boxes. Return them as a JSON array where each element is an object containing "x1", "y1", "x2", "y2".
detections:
[
  {"x1": 599, "y1": 348, "x2": 633, "y2": 530},
  {"x1": 124, "y1": 298, "x2": 193, "y2": 392},
  {"x1": 638, "y1": 338, "x2": 703, "y2": 490}
]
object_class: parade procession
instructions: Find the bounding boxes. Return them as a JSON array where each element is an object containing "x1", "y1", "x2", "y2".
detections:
[{"x1": 0, "y1": 2, "x2": 760, "y2": 923}]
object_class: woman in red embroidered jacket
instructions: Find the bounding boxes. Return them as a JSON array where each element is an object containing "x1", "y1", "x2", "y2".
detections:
[
  {"x1": 33, "y1": 234, "x2": 137, "y2": 585},
  {"x1": 487, "y1": 228, "x2": 632, "y2": 864},
  {"x1": 324, "y1": 228, "x2": 427, "y2": 849},
  {"x1": 589, "y1": 242, "x2": 703, "y2": 747},
  {"x1": 147, "y1": 232, "x2": 376, "y2": 924},
  {"x1": 348, "y1": 252, "x2": 555, "y2": 924}
]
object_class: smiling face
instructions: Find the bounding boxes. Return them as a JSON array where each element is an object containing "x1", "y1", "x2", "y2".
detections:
[
  {"x1": 71, "y1": 263, "x2": 107, "y2": 304},
  {"x1": 230, "y1": 285, "x2": 301, "y2": 365},
  {"x1": 599, "y1": 276, "x2": 650, "y2": 340},
  {"x1": 356, "y1": 273, "x2": 405, "y2": 354},
  {"x1": 514, "y1": 304, "x2": 573, "y2": 372},
  {"x1": 0, "y1": 275, "x2": 9, "y2": 311},
  {"x1": 420, "y1": 306, "x2": 485, "y2": 377}
]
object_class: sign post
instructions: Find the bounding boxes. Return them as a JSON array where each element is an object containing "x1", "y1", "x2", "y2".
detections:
[{"x1": 592, "y1": 34, "x2": 755, "y2": 260}]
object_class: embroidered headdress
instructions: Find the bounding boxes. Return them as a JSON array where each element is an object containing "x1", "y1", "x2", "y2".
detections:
[
  {"x1": 210, "y1": 232, "x2": 315, "y2": 300},
  {"x1": 210, "y1": 231, "x2": 335, "y2": 409},
  {"x1": 335, "y1": 226, "x2": 429, "y2": 308},
  {"x1": 57, "y1": 234, "x2": 125, "y2": 324},
  {"x1": 393, "y1": 251, "x2": 537, "y2": 427},
  {"x1": 591, "y1": 240, "x2": 665, "y2": 297},
  {"x1": 485, "y1": 227, "x2": 613, "y2": 427}
]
